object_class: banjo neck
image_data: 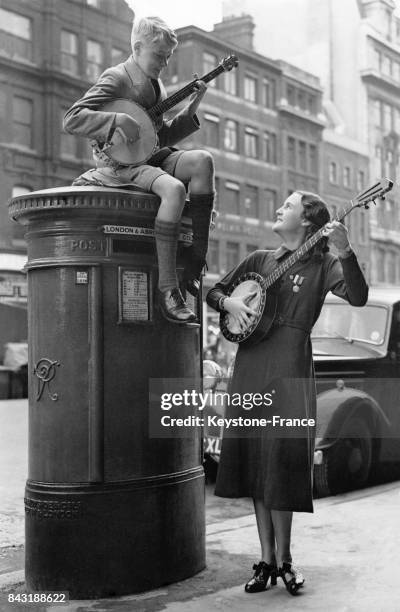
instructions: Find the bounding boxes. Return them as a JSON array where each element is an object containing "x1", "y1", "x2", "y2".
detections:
[{"x1": 149, "y1": 64, "x2": 227, "y2": 120}]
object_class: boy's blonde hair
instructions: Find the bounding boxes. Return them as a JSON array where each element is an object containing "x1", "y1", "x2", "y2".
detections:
[{"x1": 131, "y1": 16, "x2": 178, "y2": 51}]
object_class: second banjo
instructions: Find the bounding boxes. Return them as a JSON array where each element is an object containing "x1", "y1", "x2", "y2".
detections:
[{"x1": 220, "y1": 179, "x2": 393, "y2": 346}]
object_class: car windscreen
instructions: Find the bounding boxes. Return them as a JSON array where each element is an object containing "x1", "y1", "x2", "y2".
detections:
[{"x1": 312, "y1": 303, "x2": 388, "y2": 345}]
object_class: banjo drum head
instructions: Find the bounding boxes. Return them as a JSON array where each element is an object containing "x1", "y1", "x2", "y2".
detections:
[
  {"x1": 222, "y1": 273, "x2": 265, "y2": 340},
  {"x1": 101, "y1": 99, "x2": 158, "y2": 165}
]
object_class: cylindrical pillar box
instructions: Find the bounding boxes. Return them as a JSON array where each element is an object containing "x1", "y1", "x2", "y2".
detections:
[{"x1": 8, "y1": 186, "x2": 205, "y2": 599}]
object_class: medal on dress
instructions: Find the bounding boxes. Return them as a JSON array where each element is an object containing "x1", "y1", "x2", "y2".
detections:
[{"x1": 289, "y1": 274, "x2": 305, "y2": 293}]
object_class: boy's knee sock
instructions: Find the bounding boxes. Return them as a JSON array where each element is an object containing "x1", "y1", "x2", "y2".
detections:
[
  {"x1": 189, "y1": 192, "x2": 215, "y2": 264},
  {"x1": 154, "y1": 219, "x2": 180, "y2": 292}
]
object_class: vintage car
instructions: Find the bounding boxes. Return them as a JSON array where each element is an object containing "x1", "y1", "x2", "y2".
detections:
[{"x1": 204, "y1": 286, "x2": 400, "y2": 496}]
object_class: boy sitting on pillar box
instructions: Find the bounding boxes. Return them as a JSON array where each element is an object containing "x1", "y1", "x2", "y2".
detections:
[{"x1": 63, "y1": 16, "x2": 215, "y2": 324}]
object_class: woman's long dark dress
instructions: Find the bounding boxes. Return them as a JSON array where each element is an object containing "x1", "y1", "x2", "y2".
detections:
[{"x1": 206, "y1": 247, "x2": 368, "y2": 513}]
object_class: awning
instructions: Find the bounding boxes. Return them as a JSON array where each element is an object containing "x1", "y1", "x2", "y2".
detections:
[{"x1": 0, "y1": 253, "x2": 27, "y2": 272}]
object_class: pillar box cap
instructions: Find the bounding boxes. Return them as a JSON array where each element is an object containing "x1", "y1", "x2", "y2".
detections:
[{"x1": 8, "y1": 186, "x2": 161, "y2": 224}]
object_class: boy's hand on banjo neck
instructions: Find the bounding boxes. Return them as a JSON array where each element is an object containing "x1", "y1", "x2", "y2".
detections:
[{"x1": 186, "y1": 78, "x2": 207, "y2": 116}]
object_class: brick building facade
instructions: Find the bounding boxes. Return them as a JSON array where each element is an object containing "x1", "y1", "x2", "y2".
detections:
[{"x1": 0, "y1": 0, "x2": 133, "y2": 252}]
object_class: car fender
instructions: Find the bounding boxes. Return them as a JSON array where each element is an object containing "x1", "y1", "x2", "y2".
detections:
[{"x1": 316, "y1": 386, "x2": 390, "y2": 449}]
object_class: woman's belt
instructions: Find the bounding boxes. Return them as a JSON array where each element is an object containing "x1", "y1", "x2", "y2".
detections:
[{"x1": 273, "y1": 313, "x2": 311, "y2": 334}]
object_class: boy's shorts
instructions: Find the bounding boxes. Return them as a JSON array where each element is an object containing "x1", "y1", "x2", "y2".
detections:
[
  {"x1": 129, "y1": 149, "x2": 185, "y2": 191},
  {"x1": 73, "y1": 150, "x2": 185, "y2": 191}
]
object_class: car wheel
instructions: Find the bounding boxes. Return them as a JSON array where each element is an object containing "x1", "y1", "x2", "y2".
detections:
[{"x1": 314, "y1": 417, "x2": 372, "y2": 496}]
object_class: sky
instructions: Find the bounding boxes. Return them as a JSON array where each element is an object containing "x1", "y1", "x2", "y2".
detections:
[
  {"x1": 126, "y1": 0, "x2": 400, "y2": 33},
  {"x1": 125, "y1": 0, "x2": 224, "y2": 30}
]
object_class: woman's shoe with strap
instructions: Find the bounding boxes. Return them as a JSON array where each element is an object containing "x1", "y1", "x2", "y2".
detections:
[
  {"x1": 244, "y1": 561, "x2": 278, "y2": 593},
  {"x1": 278, "y1": 562, "x2": 305, "y2": 595}
]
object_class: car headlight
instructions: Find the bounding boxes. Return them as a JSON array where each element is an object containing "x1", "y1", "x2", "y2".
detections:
[{"x1": 314, "y1": 449, "x2": 324, "y2": 465}]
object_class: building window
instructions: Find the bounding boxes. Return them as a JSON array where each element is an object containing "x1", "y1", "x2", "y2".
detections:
[
  {"x1": 225, "y1": 70, "x2": 237, "y2": 95},
  {"x1": 225, "y1": 181, "x2": 240, "y2": 215},
  {"x1": 13, "y1": 96, "x2": 32, "y2": 148},
  {"x1": 388, "y1": 252, "x2": 397, "y2": 283},
  {"x1": 395, "y1": 108, "x2": 400, "y2": 133},
  {"x1": 0, "y1": 8, "x2": 32, "y2": 62},
  {"x1": 86, "y1": 39, "x2": 103, "y2": 81},
  {"x1": 298, "y1": 141, "x2": 307, "y2": 172},
  {"x1": 224, "y1": 119, "x2": 238, "y2": 152},
  {"x1": 382, "y1": 54, "x2": 392, "y2": 77},
  {"x1": 262, "y1": 78, "x2": 275, "y2": 109},
  {"x1": 343, "y1": 166, "x2": 351, "y2": 188},
  {"x1": 329, "y1": 161, "x2": 338, "y2": 183},
  {"x1": 287, "y1": 137, "x2": 296, "y2": 168},
  {"x1": 226, "y1": 242, "x2": 240, "y2": 270},
  {"x1": 373, "y1": 99, "x2": 381, "y2": 128},
  {"x1": 357, "y1": 170, "x2": 365, "y2": 191},
  {"x1": 244, "y1": 74, "x2": 257, "y2": 103},
  {"x1": 264, "y1": 189, "x2": 277, "y2": 220},
  {"x1": 244, "y1": 185, "x2": 258, "y2": 218},
  {"x1": 385, "y1": 8, "x2": 392, "y2": 40},
  {"x1": 244, "y1": 127, "x2": 258, "y2": 158},
  {"x1": 60, "y1": 109, "x2": 79, "y2": 158},
  {"x1": 385, "y1": 197, "x2": 395, "y2": 226},
  {"x1": 383, "y1": 103, "x2": 392, "y2": 131},
  {"x1": 61, "y1": 30, "x2": 78, "y2": 75},
  {"x1": 309, "y1": 144, "x2": 317, "y2": 175},
  {"x1": 297, "y1": 90, "x2": 306, "y2": 111},
  {"x1": 111, "y1": 47, "x2": 125, "y2": 65},
  {"x1": 203, "y1": 52, "x2": 217, "y2": 87},
  {"x1": 386, "y1": 150, "x2": 395, "y2": 176},
  {"x1": 374, "y1": 48, "x2": 382, "y2": 71},
  {"x1": 263, "y1": 132, "x2": 277, "y2": 164},
  {"x1": 287, "y1": 84, "x2": 296, "y2": 106},
  {"x1": 393, "y1": 61, "x2": 400, "y2": 82},
  {"x1": 203, "y1": 113, "x2": 219, "y2": 148},
  {"x1": 377, "y1": 249, "x2": 385, "y2": 282},
  {"x1": 208, "y1": 239, "x2": 219, "y2": 273},
  {"x1": 307, "y1": 94, "x2": 315, "y2": 114}
]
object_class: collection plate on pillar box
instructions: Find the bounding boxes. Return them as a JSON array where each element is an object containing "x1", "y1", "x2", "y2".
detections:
[{"x1": 118, "y1": 267, "x2": 152, "y2": 323}]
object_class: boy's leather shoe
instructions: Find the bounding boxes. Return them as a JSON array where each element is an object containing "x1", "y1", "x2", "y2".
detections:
[
  {"x1": 157, "y1": 287, "x2": 196, "y2": 323},
  {"x1": 184, "y1": 277, "x2": 201, "y2": 298},
  {"x1": 183, "y1": 248, "x2": 206, "y2": 297}
]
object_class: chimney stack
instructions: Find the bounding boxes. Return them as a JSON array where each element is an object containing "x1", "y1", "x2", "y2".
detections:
[{"x1": 213, "y1": 14, "x2": 255, "y2": 50}]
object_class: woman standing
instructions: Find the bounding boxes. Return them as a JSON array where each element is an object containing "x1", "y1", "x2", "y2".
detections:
[{"x1": 206, "y1": 191, "x2": 368, "y2": 595}]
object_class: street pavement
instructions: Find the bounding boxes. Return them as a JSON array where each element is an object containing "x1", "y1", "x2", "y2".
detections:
[{"x1": 1, "y1": 399, "x2": 400, "y2": 611}]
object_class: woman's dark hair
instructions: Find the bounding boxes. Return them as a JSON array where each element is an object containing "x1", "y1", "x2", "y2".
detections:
[{"x1": 296, "y1": 190, "x2": 331, "y2": 257}]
